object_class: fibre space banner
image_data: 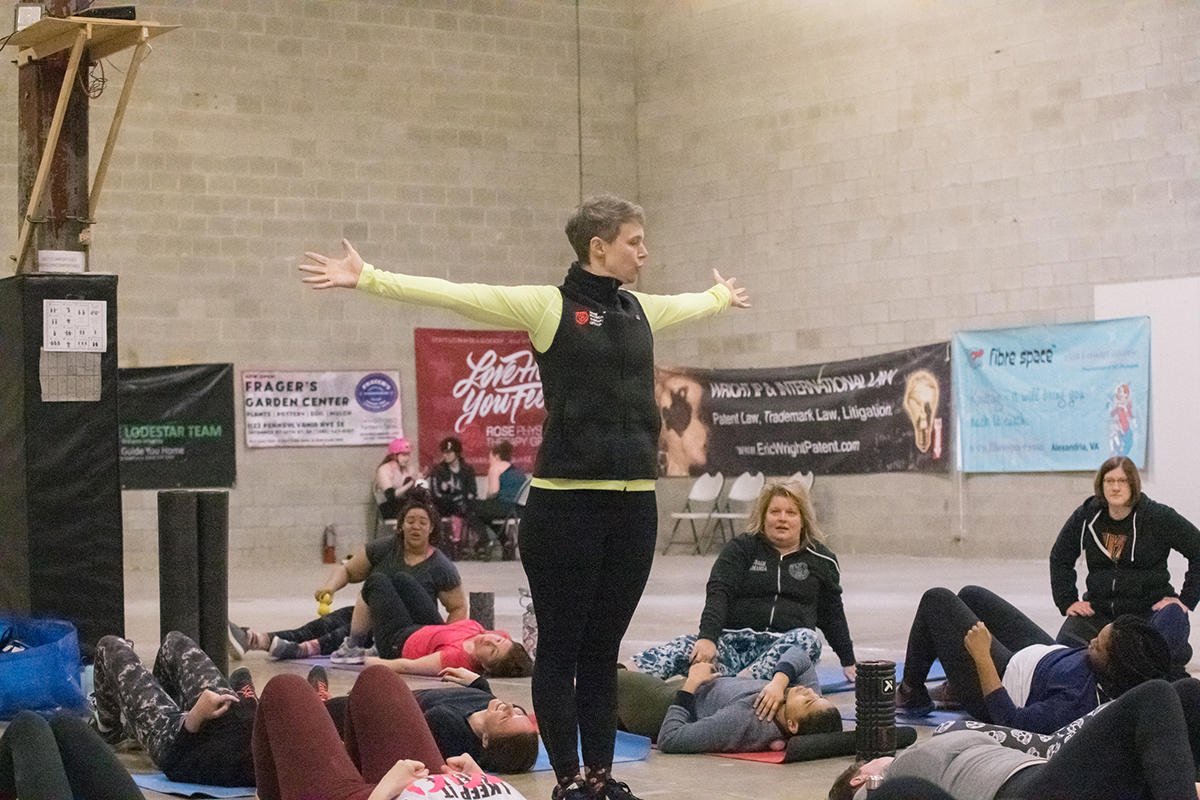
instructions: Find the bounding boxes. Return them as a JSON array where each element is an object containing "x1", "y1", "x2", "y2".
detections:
[
  {"x1": 657, "y1": 342, "x2": 952, "y2": 477},
  {"x1": 953, "y1": 317, "x2": 1149, "y2": 472},
  {"x1": 414, "y1": 328, "x2": 544, "y2": 475}
]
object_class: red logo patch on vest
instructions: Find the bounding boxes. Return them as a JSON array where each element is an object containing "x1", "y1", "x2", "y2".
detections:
[{"x1": 575, "y1": 310, "x2": 589, "y2": 325}]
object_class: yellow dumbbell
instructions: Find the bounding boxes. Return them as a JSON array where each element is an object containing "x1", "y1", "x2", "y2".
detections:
[{"x1": 317, "y1": 592, "x2": 332, "y2": 616}]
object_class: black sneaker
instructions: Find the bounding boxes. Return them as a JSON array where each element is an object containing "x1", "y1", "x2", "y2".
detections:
[
  {"x1": 229, "y1": 667, "x2": 257, "y2": 701},
  {"x1": 227, "y1": 622, "x2": 249, "y2": 660},
  {"x1": 594, "y1": 777, "x2": 642, "y2": 800},
  {"x1": 307, "y1": 664, "x2": 331, "y2": 703},
  {"x1": 895, "y1": 680, "x2": 934, "y2": 717},
  {"x1": 268, "y1": 636, "x2": 302, "y2": 660},
  {"x1": 551, "y1": 779, "x2": 593, "y2": 800}
]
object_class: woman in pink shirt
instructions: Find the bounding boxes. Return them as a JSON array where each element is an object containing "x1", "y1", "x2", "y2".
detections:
[{"x1": 363, "y1": 571, "x2": 532, "y2": 678}]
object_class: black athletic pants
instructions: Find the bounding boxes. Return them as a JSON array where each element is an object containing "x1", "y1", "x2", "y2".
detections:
[
  {"x1": 271, "y1": 605, "x2": 354, "y2": 654},
  {"x1": 0, "y1": 710, "x2": 145, "y2": 800},
  {"x1": 877, "y1": 679, "x2": 1196, "y2": 799},
  {"x1": 901, "y1": 585, "x2": 1055, "y2": 722},
  {"x1": 361, "y1": 572, "x2": 443, "y2": 658},
  {"x1": 519, "y1": 487, "x2": 658, "y2": 783}
]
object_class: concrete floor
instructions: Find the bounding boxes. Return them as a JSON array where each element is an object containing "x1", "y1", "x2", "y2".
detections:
[{"x1": 105, "y1": 552, "x2": 1197, "y2": 799}]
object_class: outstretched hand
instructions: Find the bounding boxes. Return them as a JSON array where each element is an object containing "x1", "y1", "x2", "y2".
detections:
[
  {"x1": 299, "y1": 239, "x2": 364, "y2": 289},
  {"x1": 713, "y1": 269, "x2": 751, "y2": 309}
]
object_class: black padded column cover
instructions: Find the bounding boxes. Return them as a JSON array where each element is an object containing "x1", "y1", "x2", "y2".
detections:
[
  {"x1": 157, "y1": 490, "x2": 199, "y2": 643},
  {"x1": 0, "y1": 274, "x2": 123, "y2": 653},
  {"x1": 196, "y1": 490, "x2": 229, "y2": 673}
]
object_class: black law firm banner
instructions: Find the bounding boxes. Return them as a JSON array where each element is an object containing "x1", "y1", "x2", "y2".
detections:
[
  {"x1": 656, "y1": 342, "x2": 952, "y2": 477},
  {"x1": 118, "y1": 364, "x2": 236, "y2": 489}
]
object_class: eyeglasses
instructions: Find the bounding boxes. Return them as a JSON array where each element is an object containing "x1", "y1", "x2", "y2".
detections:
[{"x1": 1103, "y1": 478, "x2": 1129, "y2": 486}]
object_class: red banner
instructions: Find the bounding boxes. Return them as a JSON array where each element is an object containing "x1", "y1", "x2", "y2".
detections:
[{"x1": 414, "y1": 328, "x2": 544, "y2": 475}]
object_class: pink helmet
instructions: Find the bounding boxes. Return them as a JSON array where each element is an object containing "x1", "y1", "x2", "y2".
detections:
[{"x1": 387, "y1": 437, "x2": 412, "y2": 455}]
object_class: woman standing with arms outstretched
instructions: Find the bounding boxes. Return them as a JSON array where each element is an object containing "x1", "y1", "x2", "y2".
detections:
[{"x1": 300, "y1": 195, "x2": 750, "y2": 800}]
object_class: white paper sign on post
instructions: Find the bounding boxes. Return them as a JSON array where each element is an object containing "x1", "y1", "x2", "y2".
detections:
[{"x1": 43, "y1": 299, "x2": 107, "y2": 352}]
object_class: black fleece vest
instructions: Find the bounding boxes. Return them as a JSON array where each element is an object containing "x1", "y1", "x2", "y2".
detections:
[{"x1": 532, "y1": 263, "x2": 660, "y2": 481}]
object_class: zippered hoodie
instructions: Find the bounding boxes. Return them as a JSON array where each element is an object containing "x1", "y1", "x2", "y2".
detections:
[
  {"x1": 1049, "y1": 494, "x2": 1200, "y2": 616},
  {"x1": 698, "y1": 532, "x2": 856, "y2": 667}
]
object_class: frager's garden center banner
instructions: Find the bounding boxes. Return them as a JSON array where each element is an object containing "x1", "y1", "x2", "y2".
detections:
[
  {"x1": 242, "y1": 370, "x2": 403, "y2": 447},
  {"x1": 118, "y1": 364, "x2": 236, "y2": 489},
  {"x1": 657, "y1": 342, "x2": 952, "y2": 477},
  {"x1": 953, "y1": 317, "x2": 1149, "y2": 472},
  {"x1": 414, "y1": 329, "x2": 544, "y2": 475}
]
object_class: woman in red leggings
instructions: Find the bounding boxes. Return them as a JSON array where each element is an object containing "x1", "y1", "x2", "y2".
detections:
[{"x1": 253, "y1": 665, "x2": 491, "y2": 800}]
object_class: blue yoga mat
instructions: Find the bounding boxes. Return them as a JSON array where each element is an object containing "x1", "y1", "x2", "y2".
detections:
[
  {"x1": 290, "y1": 655, "x2": 366, "y2": 673},
  {"x1": 818, "y1": 659, "x2": 945, "y2": 694},
  {"x1": 531, "y1": 731, "x2": 651, "y2": 772},
  {"x1": 131, "y1": 772, "x2": 255, "y2": 798}
]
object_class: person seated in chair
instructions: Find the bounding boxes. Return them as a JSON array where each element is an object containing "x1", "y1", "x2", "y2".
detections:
[
  {"x1": 471, "y1": 440, "x2": 528, "y2": 560},
  {"x1": 428, "y1": 436, "x2": 479, "y2": 560},
  {"x1": 323, "y1": 665, "x2": 539, "y2": 774},
  {"x1": 374, "y1": 437, "x2": 421, "y2": 522}
]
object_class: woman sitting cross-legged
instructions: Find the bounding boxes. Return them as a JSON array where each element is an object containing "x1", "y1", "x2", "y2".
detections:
[
  {"x1": 253, "y1": 665, "x2": 528, "y2": 800},
  {"x1": 828, "y1": 678, "x2": 1197, "y2": 800},
  {"x1": 629, "y1": 479, "x2": 857, "y2": 683},
  {"x1": 364, "y1": 571, "x2": 533, "y2": 678},
  {"x1": 895, "y1": 584, "x2": 1176, "y2": 733}
]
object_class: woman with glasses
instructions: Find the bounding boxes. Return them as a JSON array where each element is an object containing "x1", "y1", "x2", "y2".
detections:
[{"x1": 1049, "y1": 456, "x2": 1200, "y2": 673}]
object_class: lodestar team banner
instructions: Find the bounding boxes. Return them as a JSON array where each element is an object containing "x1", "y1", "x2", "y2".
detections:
[
  {"x1": 953, "y1": 317, "x2": 1149, "y2": 472},
  {"x1": 657, "y1": 342, "x2": 952, "y2": 477},
  {"x1": 242, "y1": 370, "x2": 403, "y2": 447},
  {"x1": 414, "y1": 329, "x2": 544, "y2": 475},
  {"x1": 118, "y1": 364, "x2": 237, "y2": 489}
]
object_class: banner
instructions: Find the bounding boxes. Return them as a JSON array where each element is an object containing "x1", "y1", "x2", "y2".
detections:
[
  {"x1": 242, "y1": 370, "x2": 402, "y2": 448},
  {"x1": 118, "y1": 364, "x2": 236, "y2": 489},
  {"x1": 414, "y1": 329, "x2": 544, "y2": 475},
  {"x1": 953, "y1": 317, "x2": 1150, "y2": 472},
  {"x1": 657, "y1": 342, "x2": 952, "y2": 477}
]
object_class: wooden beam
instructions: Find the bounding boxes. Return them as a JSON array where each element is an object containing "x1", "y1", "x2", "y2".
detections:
[
  {"x1": 89, "y1": 35, "x2": 148, "y2": 222},
  {"x1": 14, "y1": 28, "x2": 87, "y2": 274}
]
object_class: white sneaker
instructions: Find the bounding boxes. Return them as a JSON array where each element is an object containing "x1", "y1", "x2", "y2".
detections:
[{"x1": 330, "y1": 637, "x2": 368, "y2": 664}]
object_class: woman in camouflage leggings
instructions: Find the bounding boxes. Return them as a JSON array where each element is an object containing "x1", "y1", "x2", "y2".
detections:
[{"x1": 92, "y1": 631, "x2": 256, "y2": 787}]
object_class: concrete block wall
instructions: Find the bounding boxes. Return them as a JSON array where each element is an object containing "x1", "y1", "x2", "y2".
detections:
[
  {"x1": 636, "y1": 0, "x2": 1200, "y2": 557},
  {"x1": 0, "y1": 0, "x2": 638, "y2": 568},
  {"x1": 4, "y1": 1, "x2": 1197, "y2": 566}
]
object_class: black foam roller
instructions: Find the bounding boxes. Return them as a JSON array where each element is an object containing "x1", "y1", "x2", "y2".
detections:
[
  {"x1": 196, "y1": 491, "x2": 229, "y2": 674},
  {"x1": 784, "y1": 726, "x2": 917, "y2": 763},
  {"x1": 158, "y1": 491, "x2": 199, "y2": 642},
  {"x1": 469, "y1": 591, "x2": 495, "y2": 631}
]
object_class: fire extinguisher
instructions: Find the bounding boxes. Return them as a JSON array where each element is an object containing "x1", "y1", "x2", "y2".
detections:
[{"x1": 322, "y1": 524, "x2": 337, "y2": 564}]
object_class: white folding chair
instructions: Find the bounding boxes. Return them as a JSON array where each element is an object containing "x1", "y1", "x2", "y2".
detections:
[
  {"x1": 663, "y1": 472, "x2": 724, "y2": 554},
  {"x1": 789, "y1": 470, "x2": 815, "y2": 492},
  {"x1": 707, "y1": 471, "x2": 765, "y2": 552}
]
